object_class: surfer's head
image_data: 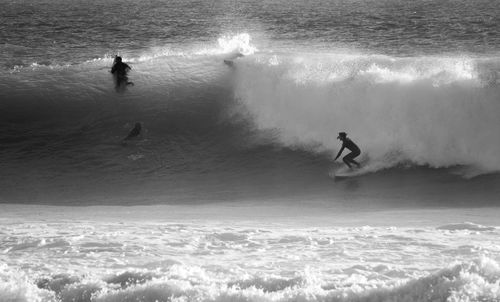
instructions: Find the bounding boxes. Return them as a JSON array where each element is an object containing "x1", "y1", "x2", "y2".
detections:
[
  {"x1": 337, "y1": 132, "x2": 347, "y2": 140},
  {"x1": 115, "y1": 56, "x2": 122, "y2": 63}
]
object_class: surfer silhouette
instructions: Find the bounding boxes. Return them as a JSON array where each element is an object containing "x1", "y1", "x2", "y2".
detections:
[
  {"x1": 123, "y1": 122, "x2": 142, "y2": 140},
  {"x1": 111, "y1": 56, "x2": 133, "y2": 91},
  {"x1": 334, "y1": 132, "x2": 361, "y2": 169}
]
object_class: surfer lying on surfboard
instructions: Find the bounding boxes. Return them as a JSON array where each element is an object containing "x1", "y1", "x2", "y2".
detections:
[
  {"x1": 123, "y1": 122, "x2": 142, "y2": 140},
  {"x1": 334, "y1": 132, "x2": 361, "y2": 169}
]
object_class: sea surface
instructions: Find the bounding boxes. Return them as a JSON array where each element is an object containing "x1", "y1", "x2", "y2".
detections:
[{"x1": 1, "y1": 0, "x2": 500, "y2": 301}]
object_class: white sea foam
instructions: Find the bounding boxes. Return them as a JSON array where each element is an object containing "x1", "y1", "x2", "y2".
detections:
[
  {"x1": 437, "y1": 222, "x2": 497, "y2": 232},
  {"x1": 1, "y1": 206, "x2": 500, "y2": 302}
]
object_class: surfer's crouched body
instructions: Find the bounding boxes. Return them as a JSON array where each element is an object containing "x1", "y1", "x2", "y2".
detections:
[
  {"x1": 111, "y1": 56, "x2": 132, "y2": 89},
  {"x1": 334, "y1": 132, "x2": 361, "y2": 169}
]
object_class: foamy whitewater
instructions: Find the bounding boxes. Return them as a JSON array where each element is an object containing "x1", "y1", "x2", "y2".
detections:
[
  {"x1": 2, "y1": 206, "x2": 500, "y2": 302},
  {"x1": 1, "y1": 0, "x2": 500, "y2": 301}
]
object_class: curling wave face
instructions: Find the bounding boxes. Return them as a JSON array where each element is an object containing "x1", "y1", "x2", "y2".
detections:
[
  {"x1": 232, "y1": 51, "x2": 500, "y2": 173},
  {"x1": 1, "y1": 34, "x2": 500, "y2": 204}
]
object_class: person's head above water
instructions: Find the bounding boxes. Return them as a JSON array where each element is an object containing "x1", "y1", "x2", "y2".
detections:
[
  {"x1": 115, "y1": 56, "x2": 122, "y2": 63},
  {"x1": 337, "y1": 132, "x2": 347, "y2": 140}
]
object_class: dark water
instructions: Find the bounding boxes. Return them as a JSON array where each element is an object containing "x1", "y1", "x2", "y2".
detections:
[
  {"x1": 1, "y1": 0, "x2": 499, "y2": 205},
  {"x1": 2, "y1": 0, "x2": 500, "y2": 67}
]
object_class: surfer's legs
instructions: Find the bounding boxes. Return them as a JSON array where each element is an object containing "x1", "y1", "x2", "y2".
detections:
[
  {"x1": 350, "y1": 159, "x2": 361, "y2": 168},
  {"x1": 343, "y1": 151, "x2": 361, "y2": 168},
  {"x1": 342, "y1": 156, "x2": 353, "y2": 168},
  {"x1": 114, "y1": 75, "x2": 130, "y2": 92}
]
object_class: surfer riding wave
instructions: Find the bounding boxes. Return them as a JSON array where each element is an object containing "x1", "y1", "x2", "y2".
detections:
[{"x1": 334, "y1": 132, "x2": 361, "y2": 169}]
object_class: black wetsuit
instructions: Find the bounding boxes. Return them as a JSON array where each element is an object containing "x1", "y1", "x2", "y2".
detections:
[
  {"x1": 111, "y1": 62, "x2": 131, "y2": 79},
  {"x1": 342, "y1": 138, "x2": 360, "y2": 155},
  {"x1": 124, "y1": 123, "x2": 141, "y2": 140},
  {"x1": 111, "y1": 61, "x2": 132, "y2": 90},
  {"x1": 338, "y1": 138, "x2": 361, "y2": 168}
]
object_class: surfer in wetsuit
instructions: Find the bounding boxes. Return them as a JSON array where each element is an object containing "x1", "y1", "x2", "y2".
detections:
[
  {"x1": 123, "y1": 122, "x2": 142, "y2": 140},
  {"x1": 334, "y1": 132, "x2": 361, "y2": 169},
  {"x1": 111, "y1": 56, "x2": 132, "y2": 90}
]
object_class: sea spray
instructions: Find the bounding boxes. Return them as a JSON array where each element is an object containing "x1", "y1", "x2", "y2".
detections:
[{"x1": 232, "y1": 52, "x2": 500, "y2": 174}]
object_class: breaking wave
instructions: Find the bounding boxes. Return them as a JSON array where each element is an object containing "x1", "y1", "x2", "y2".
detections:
[
  {"x1": 1, "y1": 34, "x2": 500, "y2": 204},
  {"x1": 232, "y1": 50, "x2": 500, "y2": 174}
]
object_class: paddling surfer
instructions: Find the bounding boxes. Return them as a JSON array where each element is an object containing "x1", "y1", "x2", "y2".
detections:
[
  {"x1": 123, "y1": 122, "x2": 142, "y2": 140},
  {"x1": 334, "y1": 132, "x2": 361, "y2": 169}
]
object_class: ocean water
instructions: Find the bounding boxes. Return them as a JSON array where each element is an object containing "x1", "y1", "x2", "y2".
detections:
[
  {"x1": 1, "y1": 0, "x2": 500, "y2": 301},
  {"x1": 2, "y1": 205, "x2": 500, "y2": 302}
]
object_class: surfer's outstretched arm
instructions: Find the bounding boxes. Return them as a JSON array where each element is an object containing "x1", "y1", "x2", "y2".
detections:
[{"x1": 334, "y1": 146, "x2": 345, "y2": 161}]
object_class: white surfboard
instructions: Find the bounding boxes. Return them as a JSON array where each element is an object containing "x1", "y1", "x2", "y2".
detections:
[
  {"x1": 334, "y1": 170, "x2": 357, "y2": 178},
  {"x1": 330, "y1": 165, "x2": 372, "y2": 179}
]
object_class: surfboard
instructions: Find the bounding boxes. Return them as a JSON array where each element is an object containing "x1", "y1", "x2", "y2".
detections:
[
  {"x1": 330, "y1": 166, "x2": 370, "y2": 179},
  {"x1": 334, "y1": 170, "x2": 357, "y2": 178}
]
